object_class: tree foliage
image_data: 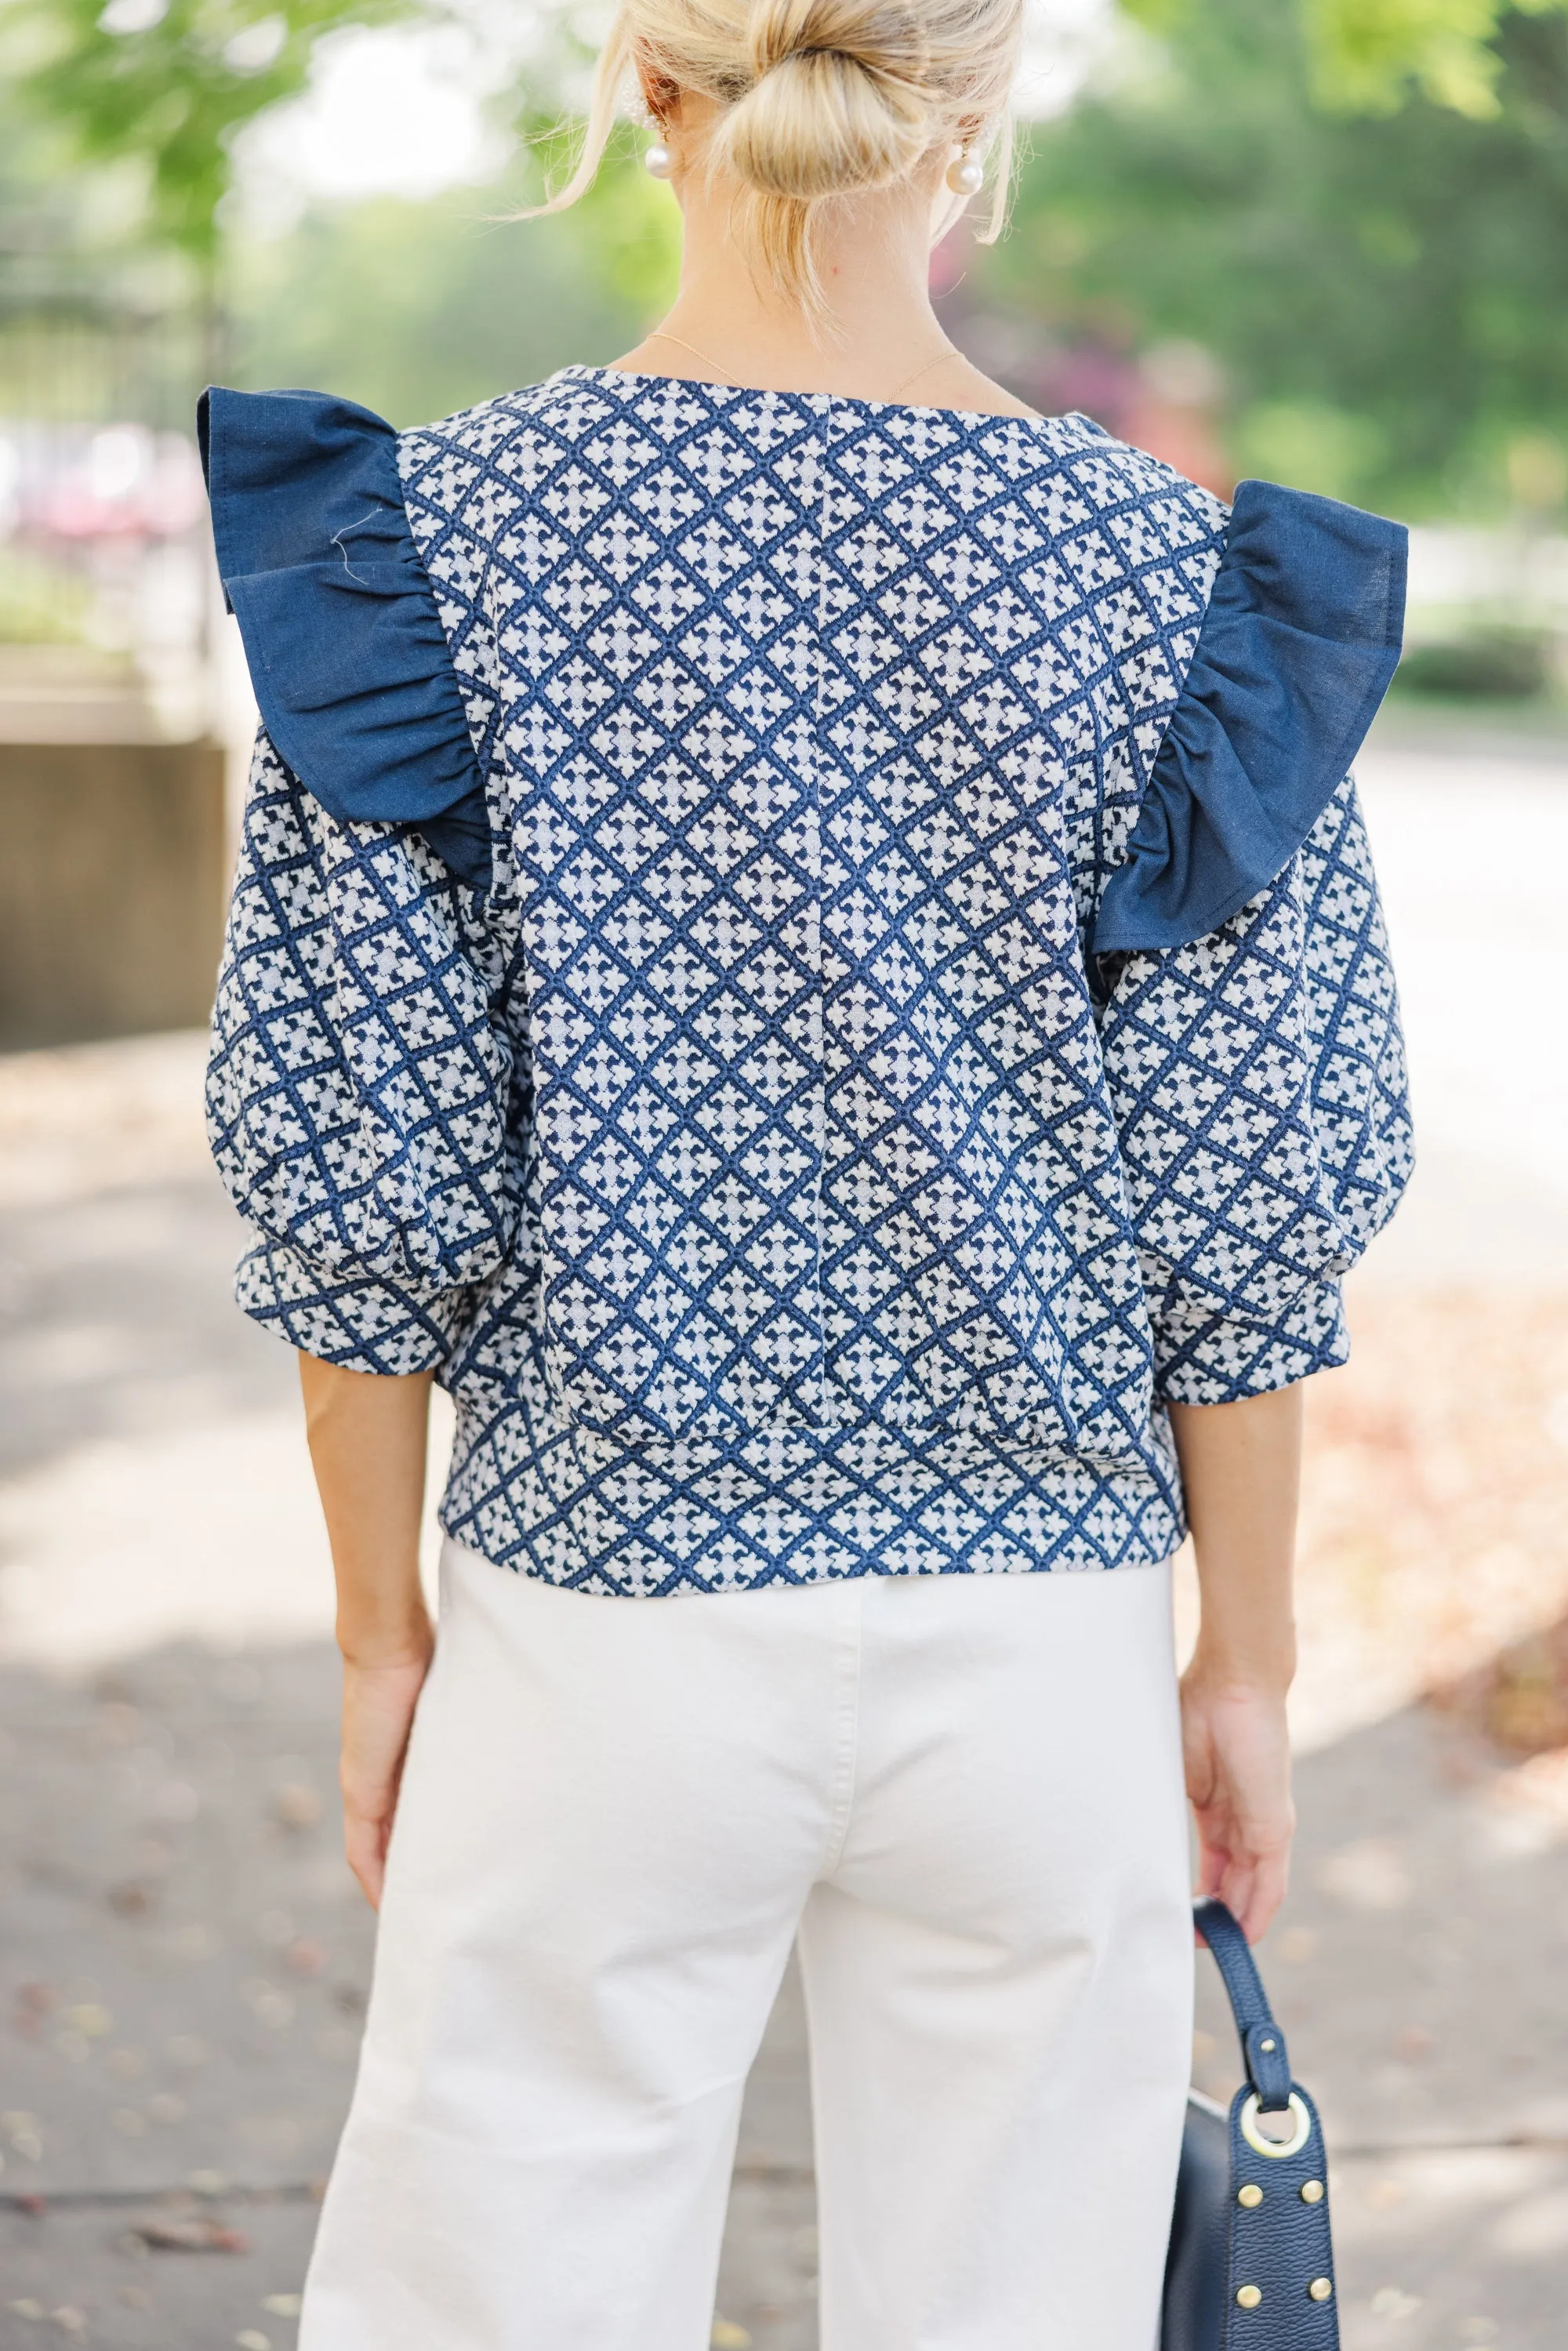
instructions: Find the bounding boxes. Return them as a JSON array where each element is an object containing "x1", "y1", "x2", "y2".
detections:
[
  {"x1": 9, "y1": 0, "x2": 1566, "y2": 286},
  {"x1": 229, "y1": 143, "x2": 672, "y2": 425},
  {"x1": 1302, "y1": 0, "x2": 1567, "y2": 118},
  {"x1": 2, "y1": 0, "x2": 414, "y2": 268},
  {"x1": 8, "y1": 0, "x2": 1568, "y2": 512},
  {"x1": 983, "y1": 0, "x2": 1568, "y2": 513}
]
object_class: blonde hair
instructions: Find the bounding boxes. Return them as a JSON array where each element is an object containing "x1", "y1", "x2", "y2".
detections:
[{"x1": 536, "y1": 0, "x2": 1023, "y2": 309}]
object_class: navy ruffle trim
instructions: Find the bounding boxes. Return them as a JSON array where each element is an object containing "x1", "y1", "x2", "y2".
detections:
[
  {"x1": 1092, "y1": 479, "x2": 1406, "y2": 955},
  {"x1": 198, "y1": 386, "x2": 490, "y2": 890}
]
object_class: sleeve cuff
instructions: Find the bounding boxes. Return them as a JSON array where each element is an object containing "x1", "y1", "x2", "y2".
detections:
[
  {"x1": 1153, "y1": 1275, "x2": 1348, "y2": 1404},
  {"x1": 235, "y1": 1235, "x2": 473, "y2": 1374}
]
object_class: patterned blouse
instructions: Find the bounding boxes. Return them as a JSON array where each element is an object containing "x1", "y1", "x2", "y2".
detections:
[{"x1": 200, "y1": 366, "x2": 1412, "y2": 1597}]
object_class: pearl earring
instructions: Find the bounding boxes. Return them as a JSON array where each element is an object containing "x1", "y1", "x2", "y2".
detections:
[
  {"x1": 644, "y1": 137, "x2": 674, "y2": 180},
  {"x1": 946, "y1": 147, "x2": 983, "y2": 198}
]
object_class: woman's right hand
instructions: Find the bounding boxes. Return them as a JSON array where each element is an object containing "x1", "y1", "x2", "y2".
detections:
[
  {"x1": 340, "y1": 1634, "x2": 434, "y2": 1910},
  {"x1": 1179, "y1": 1661, "x2": 1295, "y2": 1945}
]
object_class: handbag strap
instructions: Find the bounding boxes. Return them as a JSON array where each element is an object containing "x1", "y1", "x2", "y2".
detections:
[{"x1": 1194, "y1": 1896, "x2": 1294, "y2": 2112}]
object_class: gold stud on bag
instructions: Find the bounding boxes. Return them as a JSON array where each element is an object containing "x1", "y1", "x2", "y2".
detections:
[{"x1": 1160, "y1": 1900, "x2": 1341, "y2": 2348}]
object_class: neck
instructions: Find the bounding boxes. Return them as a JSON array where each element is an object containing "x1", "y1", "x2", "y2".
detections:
[
  {"x1": 658, "y1": 175, "x2": 950, "y2": 398},
  {"x1": 612, "y1": 107, "x2": 1036, "y2": 418}
]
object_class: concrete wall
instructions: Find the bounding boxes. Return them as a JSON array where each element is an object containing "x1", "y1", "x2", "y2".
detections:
[{"x1": 0, "y1": 739, "x2": 227, "y2": 1050}]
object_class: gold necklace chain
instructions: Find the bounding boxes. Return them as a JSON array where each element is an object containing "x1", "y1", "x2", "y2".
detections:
[{"x1": 642, "y1": 327, "x2": 961, "y2": 402}]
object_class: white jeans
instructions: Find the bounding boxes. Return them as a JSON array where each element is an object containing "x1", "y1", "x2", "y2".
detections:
[{"x1": 300, "y1": 1540, "x2": 1192, "y2": 2351}]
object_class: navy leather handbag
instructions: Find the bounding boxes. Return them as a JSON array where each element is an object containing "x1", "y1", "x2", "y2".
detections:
[{"x1": 1162, "y1": 1899, "x2": 1339, "y2": 2350}]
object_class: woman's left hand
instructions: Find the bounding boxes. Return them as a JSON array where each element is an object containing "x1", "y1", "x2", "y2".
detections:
[
  {"x1": 1180, "y1": 1663, "x2": 1294, "y2": 1944},
  {"x1": 340, "y1": 1634, "x2": 433, "y2": 1910}
]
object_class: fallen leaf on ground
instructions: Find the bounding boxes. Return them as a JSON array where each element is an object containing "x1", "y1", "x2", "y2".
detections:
[{"x1": 129, "y1": 2215, "x2": 248, "y2": 2253}]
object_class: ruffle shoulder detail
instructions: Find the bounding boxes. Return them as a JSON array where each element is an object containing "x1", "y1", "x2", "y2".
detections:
[
  {"x1": 1091, "y1": 478, "x2": 1406, "y2": 956},
  {"x1": 198, "y1": 386, "x2": 490, "y2": 889}
]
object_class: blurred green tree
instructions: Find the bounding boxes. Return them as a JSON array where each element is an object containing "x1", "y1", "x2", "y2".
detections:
[
  {"x1": 985, "y1": 0, "x2": 1568, "y2": 513},
  {"x1": 2, "y1": 0, "x2": 418, "y2": 270},
  {"x1": 228, "y1": 140, "x2": 677, "y2": 424},
  {"x1": 1302, "y1": 0, "x2": 1553, "y2": 117},
  {"x1": 8, "y1": 0, "x2": 1566, "y2": 275},
  {"x1": 9, "y1": 0, "x2": 1568, "y2": 502}
]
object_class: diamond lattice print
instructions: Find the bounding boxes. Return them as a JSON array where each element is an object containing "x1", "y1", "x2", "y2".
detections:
[{"x1": 207, "y1": 371, "x2": 1410, "y2": 1593}]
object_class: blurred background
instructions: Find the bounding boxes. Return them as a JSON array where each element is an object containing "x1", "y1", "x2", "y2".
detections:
[{"x1": 3, "y1": 1, "x2": 1568, "y2": 2346}]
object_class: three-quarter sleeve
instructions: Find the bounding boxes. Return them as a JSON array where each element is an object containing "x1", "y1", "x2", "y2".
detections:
[
  {"x1": 208, "y1": 733, "x2": 516, "y2": 1371},
  {"x1": 201, "y1": 388, "x2": 516, "y2": 1372},
  {"x1": 1094, "y1": 479, "x2": 1413, "y2": 1402}
]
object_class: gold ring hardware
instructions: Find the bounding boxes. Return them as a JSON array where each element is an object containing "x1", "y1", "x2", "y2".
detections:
[
  {"x1": 1300, "y1": 2178, "x2": 1325, "y2": 2204},
  {"x1": 1239, "y1": 2090, "x2": 1312, "y2": 2161},
  {"x1": 1237, "y1": 2183, "x2": 1263, "y2": 2209},
  {"x1": 1236, "y1": 2284, "x2": 1263, "y2": 2310},
  {"x1": 1308, "y1": 2278, "x2": 1334, "y2": 2302}
]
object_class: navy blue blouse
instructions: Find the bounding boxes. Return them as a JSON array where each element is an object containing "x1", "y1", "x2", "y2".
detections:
[{"x1": 201, "y1": 369, "x2": 1412, "y2": 1595}]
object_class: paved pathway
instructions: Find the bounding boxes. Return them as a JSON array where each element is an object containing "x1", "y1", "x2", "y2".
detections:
[{"x1": 2, "y1": 716, "x2": 1566, "y2": 2349}]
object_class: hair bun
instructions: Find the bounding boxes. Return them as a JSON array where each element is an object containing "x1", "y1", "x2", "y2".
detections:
[
  {"x1": 748, "y1": 0, "x2": 929, "y2": 86},
  {"x1": 718, "y1": 0, "x2": 932, "y2": 201},
  {"x1": 535, "y1": 0, "x2": 1024, "y2": 315}
]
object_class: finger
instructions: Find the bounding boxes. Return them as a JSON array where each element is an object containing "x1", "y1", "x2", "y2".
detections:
[
  {"x1": 1194, "y1": 1850, "x2": 1226, "y2": 1902},
  {"x1": 1192, "y1": 1823, "x2": 1232, "y2": 1902},
  {"x1": 344, "y1": 1816, "x2": 385, "y2": 1911},
  {"x1": 1181, "y1": 1740, "x2": 1218, "y2": 1812},
  {"x1": 1219, "y1": 1853, "x2": 1257, "y2": 1934},
  {"x1": 1239, "y1": 1847, "x2": 1290, "y2": 1945}
]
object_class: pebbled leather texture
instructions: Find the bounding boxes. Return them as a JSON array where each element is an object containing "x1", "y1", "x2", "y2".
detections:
[
  {"x1": 1242, "y1": 2023, "x2": 1294, "y2": 2113},
  {"x1": 1223, "y1": 2080, "x2": 1338, "y2": 2348},
  {"x1": 1162, "y1": 1902, "x2": 1340, "y2": 2351},
  {"x1": 1194, "y1": 1898, "x2": 1294, "y2": 2110},
  {"x1": 1163, "y1": 2093, "x2": 1230, "y2": 2351}
]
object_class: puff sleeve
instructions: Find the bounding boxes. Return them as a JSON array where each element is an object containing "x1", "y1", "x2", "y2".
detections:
[
  {"x1": 201, "y1": 390, "x2": 516, "y2": 1372},
  {"x1": 1094, "y1": 481, "x2": 1413, "y2": 1401}
]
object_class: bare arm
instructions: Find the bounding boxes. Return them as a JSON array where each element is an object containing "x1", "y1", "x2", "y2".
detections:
[
  {"x1": 1168, "y1": 1382, "x2": 1303, "y2": 1944},
  {"x1": 299, "y1": 1353, "x2": 436, "y2": 1908}
]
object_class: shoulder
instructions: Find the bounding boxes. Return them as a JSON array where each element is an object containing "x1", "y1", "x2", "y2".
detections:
[
  {"x1": 937, "y1": 415, "x2": 1234, "y2": 638},
  {"x1": 1022, "y1": 418, "x2": 1231, "y2": 549},
  {"x1": 396, "y1": 368, "x2": 644, "y2": 476}
]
